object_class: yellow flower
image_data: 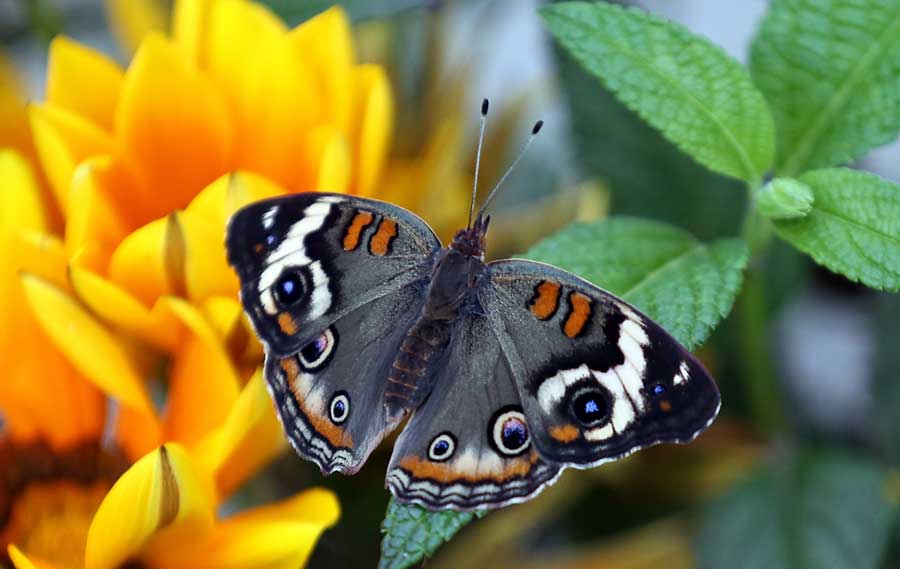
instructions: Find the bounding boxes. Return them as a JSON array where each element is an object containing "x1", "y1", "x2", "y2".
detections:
[{"x1": 1, "y1": 151, "x2": 339, "y2": 569}]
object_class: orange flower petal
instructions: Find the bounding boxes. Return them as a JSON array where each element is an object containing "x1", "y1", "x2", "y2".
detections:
[
  {"x1": 7, "y1": 545, "x2": 42, "y2": 569},
  {"x1": 193, "y1": 369, "x2": 286, "y2": 499},
  {"x1": 116, "y1": 33, "x2": 233, "y2": 221},
  {"x1": 85, "y1": 444, "x2": 214, "y2": 569},
  {"x1": 350, "y1": 65, "x2": 392, "y2": 196},
  {"x1": 205, "y1": 1, "x2": 319, "y2": 189},
  {"x1": 145, "y1": 488, "x2": 339, "y2": 569},
  {"x1": 116, "y1": 404, "x2": 164, "y2": 463},
  {"x1": 68, "y1": 267, "x2": 181, "y2": 351},
  {"x1": 162, "y1": 298, "x2": 240, "y2": 447},
  {"x1": 45, "y1": 36, "x2": 123, "y2": 132},
  {"x1": 0, "y1": 54, "x2": 33, "y2": 160},
  {"x1": 65, "y1": 157, "x2": 131, "y2": 271},
  {"x1": 28, "y1": 103, "x2": 117, "y2": 213},
  {"x1": 288, "y1": 6, "x2": 354, "y2": 132},
  {"x1": 20, "y1": 273, "x2": 155, "y2": 415}
]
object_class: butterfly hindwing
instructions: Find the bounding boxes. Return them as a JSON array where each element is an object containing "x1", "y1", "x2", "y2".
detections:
[
  {"x1": 226, "y1": 193, "x2": 441, "y2": 355},
  {"x1": 483, "y1": 260, "x2": 720, "y2": 468},
  {"x1": 227, "y1": 193, "x2": 441, "y2": 474},
  {"x1": 386, "y1": 314, "x2": 561, "y2": 510},
  {"x1": 266, "y1": 283, "x2": 426, "y2": 474}
]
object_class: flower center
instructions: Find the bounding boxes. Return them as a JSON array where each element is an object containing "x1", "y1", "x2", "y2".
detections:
[{"x1": 0, "y1": 439, "x2": 128, "y2": 569}]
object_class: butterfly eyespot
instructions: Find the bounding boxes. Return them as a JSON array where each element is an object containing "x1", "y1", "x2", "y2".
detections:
[
  {"x1": 427, "y1": 432, "x2": 457, "y2": 462},
  {"x1": 273, "y1": 270, "x2": 306, "y2": 306},
  {"x1": 571, "y1": 390, "x2": 609, "y2": 427},
  {"x1": 490, "y1": 407, "x2": 530, "y2": 457},
  {"x1": 652, "y1": 383, "x2": 666, "y2": 396},
  {"x1": 299, "y1": 328, "x2": 337, "y2": 371},
  {"x1": 329, "y1": 391, "x2": 350, "y2": 424}
]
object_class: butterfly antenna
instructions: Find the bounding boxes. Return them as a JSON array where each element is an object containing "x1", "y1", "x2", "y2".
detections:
[
  {"x1": 468, "y1": 98, "x2": 490, "y2": 229},
  {"x1": 475, "y1": 119, "x2": 543, "y2": 221}
]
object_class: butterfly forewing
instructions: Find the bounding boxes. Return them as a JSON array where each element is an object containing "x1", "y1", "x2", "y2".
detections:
[{"x1": 483, "y1": 260, "x2": 720, "y2": 468}]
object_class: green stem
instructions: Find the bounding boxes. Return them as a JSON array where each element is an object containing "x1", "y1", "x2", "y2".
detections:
[{"x1": 737, "y1": 189, "x2": 784, "y2": 433}]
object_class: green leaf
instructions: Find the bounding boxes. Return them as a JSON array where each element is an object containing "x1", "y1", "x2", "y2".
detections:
[
  {"x1": 771, "y1": 168, "x2": 900, "y2": 291},
  {"x1": 554, "y1": 46, "x2": 744, "y2": 241},
  {"x1": 751, "y1": 0, "x2": 900, "y2": 176},
  {"x1": 541, "y1": 1, "x2": 775, "y2": 183},
  {"x1": 260, "y1": 0, "x2": 428, "y2": 23},
  {"x1": 379, "y1": 498, "x2": 486, "y2": 569},
  {"x1": 698, "y1": 450, "x2": 894, "y2": 569},
  {"x1": 524, "y1": 217, "x2": 749, "y2": 349}
]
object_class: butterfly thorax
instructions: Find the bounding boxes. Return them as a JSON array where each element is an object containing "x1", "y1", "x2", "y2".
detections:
[{"x1": 384, "y1": 234, "x2": 489, "y2": 420}]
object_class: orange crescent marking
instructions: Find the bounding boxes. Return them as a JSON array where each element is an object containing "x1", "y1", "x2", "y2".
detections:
[
  {"x1": 281, "y1": 358, "x2": 354, "y2": 449},
  {"x1": 397, "y1": 449, "x2": 540, "y2": 483},
  {"x1": 277, "y1": 312, "x2": 298, "y2": 335},
  {"x1": 549, "y1": 424, "x2": 580, "y2": 443},
  {"x1": 659, "y1": 400, "x2": 672, "y2": 413},
  {"x1": 529, "y1": 281, "x2": 561, "y2": 320},
  {"x1": 564, "y1": 292, "x2": 593, "y2": 338},
  {"x1": 342, "y1": 210, "x2": 374, "y2": 251},
  {"x1": 369, "y1": 218, "x2": 398, "y2": 256}
]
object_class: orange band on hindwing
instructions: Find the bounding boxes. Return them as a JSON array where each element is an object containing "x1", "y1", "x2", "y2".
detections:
[
  {"x1": 563, "y1": 292, "x2": 593, "y2": 338},
  {"x1": 369, "y1": 218, "x2": 398, "y2": 256},
  {"x1": 528, "y1": 281, "x2": 561, "y2": 320},
  {"x1": 342, "y1": 210, "x2": 374, "y2": 251}
]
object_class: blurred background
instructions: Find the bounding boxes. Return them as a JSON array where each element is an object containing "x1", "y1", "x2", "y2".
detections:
[{"x1": 2, "y1": 0, "x2": 899, "y2": 567}]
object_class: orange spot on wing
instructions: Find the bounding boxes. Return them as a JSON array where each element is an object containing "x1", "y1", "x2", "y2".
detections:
[
  {"x1": 342, "y1": 210, "x2": 374, "y2": 251},
  {"x1": 369, "y1": 218, "x2": 397, "y2": 256},
  {"x1": 549, "y1": 424, "x2": 580, "y2": 443},
  {"x1": 529, "y1": 281, "x2": 561, "y2": 320},
  {"x1": 397, "y1": 450, "x2": 540, "y2": 483},
  {"x1": 281, "y1": 358, "x2": 354, "y2": 449},
  {"x1": 659, "y1": 400, "x2": 672, "y2": 412},
  {"x1": 564, "y1": 292, "x2": 593, "y2": 338},
  {"x1": 277, "y1": 312, "x2": 297, "y2": 335}
]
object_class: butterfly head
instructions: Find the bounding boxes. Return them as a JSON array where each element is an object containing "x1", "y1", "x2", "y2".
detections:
[{"x1": 450, "y1": 214, "x2": 490, "y2": 260}]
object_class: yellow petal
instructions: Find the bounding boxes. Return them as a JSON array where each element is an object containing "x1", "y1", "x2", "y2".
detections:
[
  {"x1": 69, "y1": 266, "x2": 181, "y2": 351},
  {"x1": 85, "y1": 444, "x2": 214, "y2": 569},
  {"x1": 306, "y1": 126, "x2": 350, "y2": 194},
  {"x1": 28, "y1": 102, "x2": 117, "y2": 213},
  {"x1": 107, "y1": 215, "x2": 179, "y2": 306},
  {"x1": 193, "y1": 369, "x2": 286, "y2": 498},
  {"x1": 147, "y1": 489, "x2": 339, "y2": 569},
  {"x1": 116, "y1": 33, "x2": 233, "y2": 222},
  {"x1": 350, "y1": 65, "x2": 392, "y2": 196},
  {"x1": 171, "y1": 0, "x2": 215, "y2": 66},
  {"x1": 46, "y1": 36, "x2": 123, "y2": 132},
  {"x1": 162, "y1": 298, "x2": 240, "y2": 447},
  {"x1": 7, "y1": 545, "x2": 39, "y2": 569},
  {"x1": 184, "y1": 171, "x2": 285, "y2": 229},
  {"x1": 288, "y1": 6, "x2": 353, "y2": 131},
  {"x1": 0, "y1": 149, "x2": 47, "y2": 233},
  {"x1": 65, "y1": 157, "x2": 130, "y2": 271},
  {"x1": 205, "y1": 1, "x2": 319, "y2": 190},
  {"x1": 105, "y1": 0, "x2": 169, "y2": 56},
  {"x1": 179, "y1": 208, "x2": 239, "y2": 302},
  {"x1": 20, "y1": 273, "x2": 155, "y2": 414}
]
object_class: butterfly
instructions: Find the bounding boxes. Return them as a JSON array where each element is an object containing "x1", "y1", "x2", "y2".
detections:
[{"x1": 226, "y1": 100, "x2": 720, "y2": 511}]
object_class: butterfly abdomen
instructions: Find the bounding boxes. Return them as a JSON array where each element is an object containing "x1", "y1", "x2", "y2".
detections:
[{"x1": 385, "y1": 318, "x2": 451, "y2": 419}]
